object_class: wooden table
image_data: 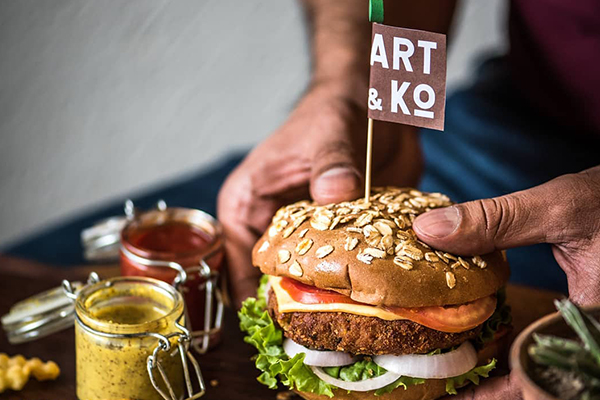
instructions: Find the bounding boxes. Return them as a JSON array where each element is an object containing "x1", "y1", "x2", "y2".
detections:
[{"x1": 0, "y1": 256, "x2": 562, "y2": 400}]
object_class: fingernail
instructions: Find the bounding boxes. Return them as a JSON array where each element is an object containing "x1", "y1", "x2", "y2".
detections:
[
  {"x1": 414, "y1": 206, "x2": 460, "y2": 238},
  {"x1": 313, "y1": 167, "x2": 361, "y2": 199}
]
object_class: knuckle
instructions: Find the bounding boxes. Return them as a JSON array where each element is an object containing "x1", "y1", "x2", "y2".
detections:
[
  {"x1": 315, "y1": 93, "x2": 362, "y2": 122},
  {"x1": 311, "y1": 139, "x2": 359, "y2": 177},
  {"x1": 477, "y1": 196, "x2": 517, "y2": 242},
  {"x1": 313, "y1": 139, "x2": 354, "y2": 160}
]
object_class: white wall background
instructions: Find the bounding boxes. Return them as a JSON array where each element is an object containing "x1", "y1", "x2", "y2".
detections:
[{"x1": 0, "y1": 0, "x2": 508, "y2": 247}]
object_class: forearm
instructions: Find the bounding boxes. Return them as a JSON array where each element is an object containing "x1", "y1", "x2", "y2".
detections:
[{"x1": 302, "y1": 0, "x2": 372, "y2": 106}]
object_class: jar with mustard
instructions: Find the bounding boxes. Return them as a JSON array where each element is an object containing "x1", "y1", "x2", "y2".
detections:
[{"x1": 69, "y1": 275, "x2": 204, "y2": 400}]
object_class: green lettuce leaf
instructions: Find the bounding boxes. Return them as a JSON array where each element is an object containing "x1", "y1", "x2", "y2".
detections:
[
  {"x1": 256, "y1": 274, "x2": 270, "y2": 303},
  {"x1": 476, "y1": 288, "x2": 512, "y2": 347},
  {"x1": 239, "y1": 277, "x2": 336, "y2": 397},
  {"x1": 323, "y1": 359, "x2": 387, "y2": 382},
  {"x1": 445, "y1": 358, "x2": 497, "y2": 395}
]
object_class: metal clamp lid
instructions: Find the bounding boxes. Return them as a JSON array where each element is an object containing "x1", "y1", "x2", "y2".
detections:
[
  {"x1": 186, "y1": 260, "x2": 224, "y2": 354},
  {"x1": 147, "y1": 320, "x2": 206, "y2": 400}
]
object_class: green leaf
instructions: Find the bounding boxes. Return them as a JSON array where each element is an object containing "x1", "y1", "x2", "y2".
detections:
[
  {"x1": 257, "y1": 274, "x2": 270, "y2": 302},
  {"x1": 323, "y1": 359, "x2": 388, "y2": 382},
  {"x1": 239, "y1": 278, "x2": 336, "y2": 397},
  {"x1": 445, "y1": 359, "x2": 497, "y2": 395},
  {"x1": 322, "y1": 366, "x2": 340, "y2": 378}
]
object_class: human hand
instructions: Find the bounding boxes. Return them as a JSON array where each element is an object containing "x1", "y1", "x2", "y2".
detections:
[
  {"x1": 413, "y1": 166, "x2": 600, "y2": 399},
  {"x1": 218, "y1": 83, "x2": 422, "y2": 307},
  {"x1": 413, "y1": 166, "x2": 600, "y2": 305}
]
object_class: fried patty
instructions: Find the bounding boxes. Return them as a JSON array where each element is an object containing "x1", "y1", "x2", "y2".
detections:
[{"x1": 268, "y1": 288, "x2": 481, "y2": 355}]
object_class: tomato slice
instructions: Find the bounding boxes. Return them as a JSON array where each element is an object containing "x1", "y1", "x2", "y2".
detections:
[
  {"x1": 278, "y1": 277, "x2": 497, "y2": 333},
  {"x1": 279, "y1": 277, "x2": 359, "y2": 305},
  {"x1": 384, "y1": 296, "x2": 497, "y2": 333}
]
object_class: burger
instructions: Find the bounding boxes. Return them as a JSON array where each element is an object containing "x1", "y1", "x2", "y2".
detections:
[{"x1": 239, "y1": 187, "x2": 511, "y2": 399}]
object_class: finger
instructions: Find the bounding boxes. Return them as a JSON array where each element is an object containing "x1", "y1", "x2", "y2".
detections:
[
  {"x1": 443, "y1": 374, "x2": 521, "y2": 400},
  {"x1": 412, "y1": 172, "x2": 595, "y2": 255},
  {"x1": 310, "y1": 138, "x2": 363, "y2": 205}
]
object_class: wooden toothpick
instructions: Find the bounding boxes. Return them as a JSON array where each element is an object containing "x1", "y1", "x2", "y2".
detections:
[
  {"x1": 364, "y1": 117, "x2": 374, "y2": 205},
  {"x1": 365, "y1": 0, "x2": 383, "y2": 205}
]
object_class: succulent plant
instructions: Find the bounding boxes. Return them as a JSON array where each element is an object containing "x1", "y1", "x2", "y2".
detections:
[{"x1": 528, "y1": 299, "x2": 600, "y2": 399}]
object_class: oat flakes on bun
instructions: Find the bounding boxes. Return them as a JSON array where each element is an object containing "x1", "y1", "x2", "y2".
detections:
[{"x1": 239, "y1": 187, "x2": 512, "y2": 400}]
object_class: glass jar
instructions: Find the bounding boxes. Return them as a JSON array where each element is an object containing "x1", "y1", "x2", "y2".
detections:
[
  {"x1": 72, "y1": 276, "x2": 204, "y2": 400},
  {"x1": 120, "y1": 207, "x2": 225, "y2": 353}
]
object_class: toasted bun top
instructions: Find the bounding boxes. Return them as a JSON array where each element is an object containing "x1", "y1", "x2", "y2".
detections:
[{"x1": 252, "y1": 187, "x2": 510, "y2": 308}]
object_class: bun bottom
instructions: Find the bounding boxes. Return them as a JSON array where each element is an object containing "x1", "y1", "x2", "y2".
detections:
[{"x1": 295, "y1": 379, "x2": 448, "y2": 400}]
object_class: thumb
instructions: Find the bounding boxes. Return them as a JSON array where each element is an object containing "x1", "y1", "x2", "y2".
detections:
[
  {"x1": 310, "y1": 140, "x2": 363, "y2": 205},
  {"x1": 412, "y1": 174, "x2": 585, "y2": 255}
]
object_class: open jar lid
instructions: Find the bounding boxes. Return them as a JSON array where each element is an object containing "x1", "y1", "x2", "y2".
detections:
[{"x1": 1, "y1": 277, "x2": 92, "y2": 344}]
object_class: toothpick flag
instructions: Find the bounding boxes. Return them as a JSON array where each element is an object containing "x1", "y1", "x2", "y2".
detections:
[
  {"x1": 368, "y1": 23, "x2": 447, "y2": 131},
  {"x1": 364, "y1": 0, "x2": 448, "y2": 204},
  {"x1": 367, "y1": 0, "x2": 447, "y2": 131}
]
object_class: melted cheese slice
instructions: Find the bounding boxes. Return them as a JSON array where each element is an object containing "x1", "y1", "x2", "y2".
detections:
[{"x1": 269, "y1": 276, "x2": 405, "y2": 321}]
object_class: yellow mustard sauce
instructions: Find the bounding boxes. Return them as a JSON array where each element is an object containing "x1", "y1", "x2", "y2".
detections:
[
  {"x1": 75, "y1": 281, "x2": 184, "y2": 400},
  {"x1": 90, "y1": 302, "x2": 166, "y2": 325}
]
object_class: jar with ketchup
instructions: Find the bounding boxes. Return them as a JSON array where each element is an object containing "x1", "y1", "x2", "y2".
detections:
[{"x1": 120, "y1": 206, "x2": 225, "y2": 353}]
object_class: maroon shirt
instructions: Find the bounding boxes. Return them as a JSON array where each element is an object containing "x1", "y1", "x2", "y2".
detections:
[{"x1": 509, "y1": 0, "x2": 600, "y2": 135}]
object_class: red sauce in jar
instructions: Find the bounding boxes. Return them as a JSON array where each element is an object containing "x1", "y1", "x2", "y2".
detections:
[
  {"x1": 129, "y1": 222, "x2": 211, "y2": 254},
  {"x1": 119, "y1": 208, "x2": 224, "y2": 352}
]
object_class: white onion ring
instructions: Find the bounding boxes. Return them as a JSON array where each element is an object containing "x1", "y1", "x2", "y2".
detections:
[
  {"x1": 373, "y1": 341, "x2": 477, "y2": 379},
  {"x1": 310, "y1": 365, "x2": 402, "y2": 391},
  {"x1": 283, "y1": 338, "x2": 357, "y2": 367}
]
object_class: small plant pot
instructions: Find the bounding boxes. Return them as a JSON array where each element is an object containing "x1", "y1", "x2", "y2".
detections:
[{"x1": 510, "y1": 305, "x2": 600, "y2": 400}]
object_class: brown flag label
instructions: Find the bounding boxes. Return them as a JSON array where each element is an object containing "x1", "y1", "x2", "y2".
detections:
[{"x1": 368, "y1": 23, "x2": 447, "y2": 131}]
